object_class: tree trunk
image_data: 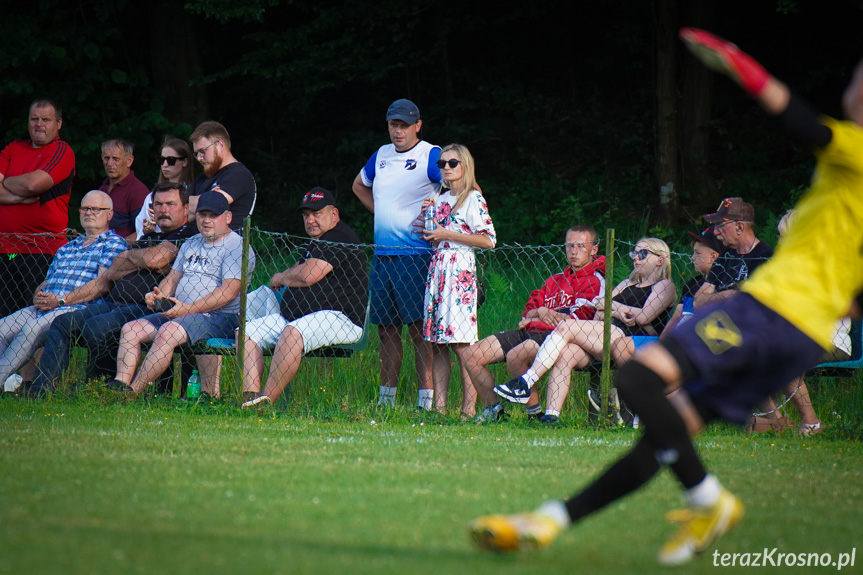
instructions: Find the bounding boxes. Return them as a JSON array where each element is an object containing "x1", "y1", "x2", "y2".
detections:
[
  {"x1": 148, "y1": 2, "x2": 210, "y2": 125},
  {"x1": 655, "y1": 0, "x2": 679, "y2": 224},
  {"x1": 679, "y1": 0, "x2": 716, "y2": 220}
]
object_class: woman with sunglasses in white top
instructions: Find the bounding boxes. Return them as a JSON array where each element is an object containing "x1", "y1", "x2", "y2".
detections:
[
  {"x1": 418, "y1": 143, "x2": 496, "y2": 417},
  {"x1": 135, "y1": 137, "x2": 195, "y2": 238}
]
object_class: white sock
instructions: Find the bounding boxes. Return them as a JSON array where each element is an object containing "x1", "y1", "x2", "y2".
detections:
[
  {"x1": 685, "y1": 474, "x2": 722, "y2": 508},
  {"x1": 545, "y1": 408, "x2": 561, "y2": 417},
  {"x1": 378, "y1": 386, "x2": 396, "y2": 407},
  {"x1": 536, "y1": 500, "x2": 571, "y2": 529},
  {"x1": 530, "y1": 332, "x2": 569, "y2": 380},
  {"x1": 417, "y1": 388, "x2": 434, "y2": 411}
]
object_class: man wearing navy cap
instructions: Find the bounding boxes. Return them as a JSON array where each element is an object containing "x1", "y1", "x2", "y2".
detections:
[
  {"x1": 694, "y1": 197, "x2": 773, "y2": 307},
  {"x1": 241, "y1": 186, "x2": 368, "y2": 408},
  {"x1": 352, "y1": 99, "x2": 442, "y2": 410},
  {"x1": 105, "y1": 190, "x2": 255, "y2": 398}
]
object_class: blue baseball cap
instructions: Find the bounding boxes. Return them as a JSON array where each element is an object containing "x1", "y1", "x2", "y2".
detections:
[
  {"x1": 196, "y1": 191, "x2": 229, "y2": 214},
  {"x1": 386, "y1": 99, "x2": 420, "y2": 124}
]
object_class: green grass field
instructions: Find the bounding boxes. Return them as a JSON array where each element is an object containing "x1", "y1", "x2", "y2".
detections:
[{"x1": 2, "y1": 392, "x2": 862, "y2": 575}]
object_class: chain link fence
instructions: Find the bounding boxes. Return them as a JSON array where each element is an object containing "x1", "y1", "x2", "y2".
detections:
[{"x1": 2, "y1": 224, "x2": 780, "y2": 422}]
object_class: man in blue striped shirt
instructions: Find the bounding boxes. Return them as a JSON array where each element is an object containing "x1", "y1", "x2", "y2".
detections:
[{"x1": 0, "y1": 190, "x2": 127, "y2": 394}]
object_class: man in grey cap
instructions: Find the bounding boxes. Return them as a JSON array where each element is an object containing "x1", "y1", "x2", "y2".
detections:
[
  {"x1": 105, "y1": 190, "x2": 255, "y2": 398},
  {"x1": 351, "y1": 99, "x2": 442, "y2": 410},
  {"x1": 241, "y1": 187, "x2": 368, "y2": 408},
  {"x1": 694, "y1": 197, "x2": 773, "y2": 307}
]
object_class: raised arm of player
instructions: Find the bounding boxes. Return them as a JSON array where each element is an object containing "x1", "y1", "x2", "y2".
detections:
[{"x1": 680, "y1": 28, "x2": 832, "y2": 148}]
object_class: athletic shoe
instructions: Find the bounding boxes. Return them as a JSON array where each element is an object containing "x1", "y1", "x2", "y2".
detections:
[
  {"x1": 469, "y1": 511, "x2": 561, "y2": 553},
  {"x1": 242, "y1": 391, "x2": 260, "y2": 403},
  {"x1": 587, "y1": 389, "x2": 624, "y2": 425},
  {"x1": 679, "y1": 28, "x2": 769, "y2": 97},
  {"x1": 657, "y1": 488, "x2": 744, "y2": 566},
  {"x1": 475, "y1": 403, "x2": 505, "y2": 423},
  {"x1": 4, "y1": 373, "x2": 23, "y2": 393},
  {"x1": 103, "y1": 379, "x2": 134, "y2": 393},
  {"x1": 539, "y1": 414, "x2": 559, "y2": 425},
  {"x1": 242, "y1": 395, "x2": 272, "y2": 409},
  {"x1": 494, "y1": 376, "x2": 531, "y2": 404}
]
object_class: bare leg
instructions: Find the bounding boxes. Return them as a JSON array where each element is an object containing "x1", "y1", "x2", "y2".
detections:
[
  {"x1": 408, "y1": 321, "x2": 432, "y2": 391},
  {"x1": 116, "y1": 319, "x2": 158, "y2": 384},
  {"x1": 545, "y1": 344, "x2": 591, "y2": 414},
  {"x1": 129, "y1": 322, "x2": 189, "y2": 395},
  {"x1": 196, "y1": 355, "x2": 222, "y2": 397},
  {"x1": 378, "y1": 324, "x2": 403, "y2": 390},
  {"x1": 786, "y1": 376, "x2": 820, "y2": 426},
  {"x1": 431, "y1": 343, "x2": 451, "y2": 412},
  {"x1": 463, "y1": 336, "x2": 506, "y2": 406},
  {"x1": 451, "y1": 343, "x2": 476, "y2": 417},
  {"x1": 240, "y1": 334, "x2": 266, "y2": 394},
  {"x1": 19, "y1": 353, "x2": 39, "y2": 382},
  {"x1": 260, "y1": 326, "x2": 304, "y2": 403}
]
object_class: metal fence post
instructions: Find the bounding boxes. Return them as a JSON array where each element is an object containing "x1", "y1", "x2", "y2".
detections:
[
  {"x1": 236, "y1": 217, "x2": 251, "y2": 394},
  {"x1": 600, "y1": 228, "x2": 615, "y2": 420}
]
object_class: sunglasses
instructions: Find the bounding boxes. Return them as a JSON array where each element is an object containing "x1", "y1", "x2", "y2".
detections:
[
  {"x1": 629, "y1": 248, "x2": 659, "y2": 260},
  {"x1": 160, "y1": 156, "x2": 186, "y2": 166},
  {"x1": 436, "y1": 159, "x2": 461, "y2": 169}
]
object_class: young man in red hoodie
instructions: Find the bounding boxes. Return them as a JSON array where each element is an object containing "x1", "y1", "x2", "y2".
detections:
[{"x1": 464, "y1": 224, "x2": 605, "y2": 423}]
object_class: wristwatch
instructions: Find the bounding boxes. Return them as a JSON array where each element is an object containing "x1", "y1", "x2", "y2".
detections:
[{"x1": 58, "y1": 296, "x2": 66, "y2": 307}]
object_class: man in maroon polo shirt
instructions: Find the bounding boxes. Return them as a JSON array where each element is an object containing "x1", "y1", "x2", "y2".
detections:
[{"x1": 97, "y1": 138, "x2": 150, "y2": 241}]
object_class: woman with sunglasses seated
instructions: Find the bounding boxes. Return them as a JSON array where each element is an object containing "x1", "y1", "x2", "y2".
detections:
[
  {"x1": 493, "y1": 238, "x2": 677, "y2": 406},
  {"x1": 135, "y1": 137, "x2": 195, "y2": 239}
]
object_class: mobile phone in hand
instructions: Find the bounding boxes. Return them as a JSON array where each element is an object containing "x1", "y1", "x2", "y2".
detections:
[{"x1": 157, "y1": 298, "x2": 175, "y2": 312}]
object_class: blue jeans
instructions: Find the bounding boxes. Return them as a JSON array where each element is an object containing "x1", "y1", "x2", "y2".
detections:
[{"x1": 33, "y1": 302, "x2": 151, "y2": 391}]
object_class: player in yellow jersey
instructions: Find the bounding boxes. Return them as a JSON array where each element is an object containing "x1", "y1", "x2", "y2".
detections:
[{"x1": 469, "y1": 28, "x2": 863, "y2": 566}]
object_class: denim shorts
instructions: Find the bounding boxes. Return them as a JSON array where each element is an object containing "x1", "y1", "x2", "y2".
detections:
[{"x1": 369, "y1": 254, "x2": 431, "y2": 326}]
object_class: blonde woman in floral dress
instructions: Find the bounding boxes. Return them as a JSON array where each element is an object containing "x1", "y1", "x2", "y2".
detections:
[{"x1": 419, "y1": 144, "x2": 496, "y2": 417}]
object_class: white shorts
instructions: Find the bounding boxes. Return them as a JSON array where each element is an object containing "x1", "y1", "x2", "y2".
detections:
[{"x1": 244, "y1": 310, "x2": 363, "y2": 355}]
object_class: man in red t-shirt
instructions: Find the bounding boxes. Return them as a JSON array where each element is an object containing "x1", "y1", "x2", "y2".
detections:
[{"x1": 0, "y1": 98, "x2": 76, "y2": 318}]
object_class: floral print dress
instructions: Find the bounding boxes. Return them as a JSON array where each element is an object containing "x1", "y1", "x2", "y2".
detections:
[{"x1": 422, "y1": 188, "x2": 496, "y2": 344}]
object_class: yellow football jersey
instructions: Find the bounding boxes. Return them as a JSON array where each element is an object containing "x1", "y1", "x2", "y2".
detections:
[{"x1": 744, "y1": 117, "x2": 863, "y2": 350}]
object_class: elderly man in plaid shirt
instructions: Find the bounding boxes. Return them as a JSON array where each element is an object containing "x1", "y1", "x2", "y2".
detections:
[{"x1": 0, "y1": 190, "x2": 127, "y2": 393}]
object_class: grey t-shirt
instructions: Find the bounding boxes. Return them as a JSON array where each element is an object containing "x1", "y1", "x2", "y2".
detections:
[{"x1": 171, "y1": 231, "x2": 255, "y2": 314}]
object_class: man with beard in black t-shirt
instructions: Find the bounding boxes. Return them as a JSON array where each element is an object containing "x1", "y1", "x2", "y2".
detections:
[{"x1": 241, "y1": 187, "x2": 368, "y2": 408}]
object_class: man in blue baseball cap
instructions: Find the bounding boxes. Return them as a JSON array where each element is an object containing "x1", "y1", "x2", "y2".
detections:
[{"x1": 351, "y1": 99, "x2": 442, "y2": 411}]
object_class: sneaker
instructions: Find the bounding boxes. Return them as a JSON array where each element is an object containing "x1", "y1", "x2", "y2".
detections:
[
  {"x1": 242, "y1": 391, "x2": 260, "y2": 403},
  {"x1": 469, "y1": 511, "x2": 562, "y2": 553},
  {"x1": 798, "y1": 421, "x2": 822, "y2": 437},
  {"x1": 494, "y1": 376, "x2": 531, "y2": 404},
  {"x1": 679, "y1": 28, "x2": 769, "y2": 97},
  {"x1": 242, "y1": 395, "x2": 272, "y2": 409},
  {"x1": 103, "y1": 379, "x2": 134, "y2": 393},
  {"x1": 539, "y1": 414, "x2": 559, "y2": 425},
  {"x1": 475, "y1": 403, "x2": 505, "y2": 423},
  {"x1": 587, "y1": 389, "x2": 624, "y2": 425},
  {"x1": 587, "y1": 388, "x2": 601, "y2": 412},
  {"x1": 4, "y1": 373, "x2": 23, "y2": 393},
  {"x1": 526, "y1": 408, "x2": 544, "y2": 421},
  {"x1": 657, "y1": 488, "x2": 745, "y2": 566}
]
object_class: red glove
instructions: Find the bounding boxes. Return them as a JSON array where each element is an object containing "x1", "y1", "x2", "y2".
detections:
[{"x1": 680, "y1": 28, "x2": 770, "y2": 98}]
